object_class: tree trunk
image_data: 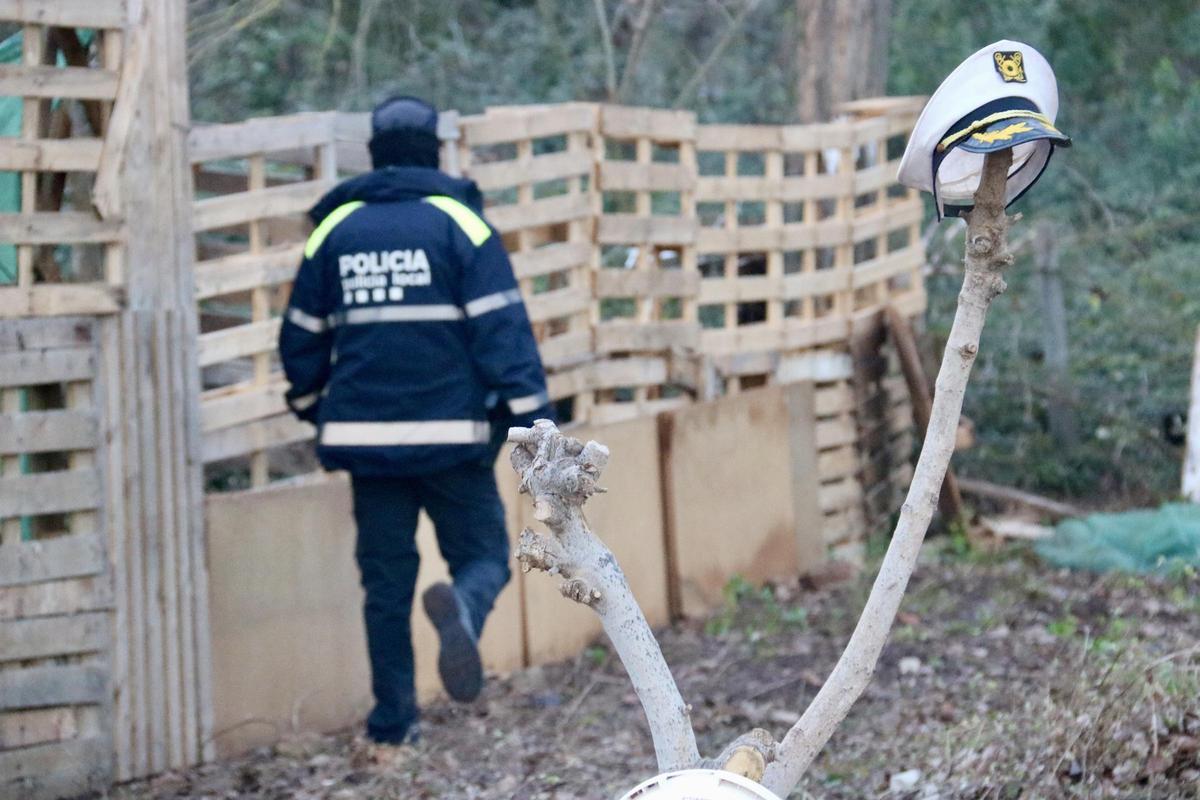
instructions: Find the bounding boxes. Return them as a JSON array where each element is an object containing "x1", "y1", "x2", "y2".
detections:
[
  {"x1": 1034, "y1": 222, "x2": 1077, "y2": 448},
  {"x1": 794, "y1": 0, "x2": 892, "y2": 122}
]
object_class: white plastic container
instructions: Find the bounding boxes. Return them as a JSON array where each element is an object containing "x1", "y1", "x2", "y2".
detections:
[{"x1": 619, "y1": 769, "x2": 784, "y2": 800}]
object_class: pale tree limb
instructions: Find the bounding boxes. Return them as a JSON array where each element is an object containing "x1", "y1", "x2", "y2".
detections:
[
  {"x1": 508, "y1": 421, "x2": 700, "y2": 771},
  {"x1": 671, "y1": 0, "x2": 762, "y2": 109},
  {"x1": 761, "y1": 148, "x2": 1017, "y2": 797},
  {"x1": 591, "y1": 0, "x2": 619, "y2": 101}
]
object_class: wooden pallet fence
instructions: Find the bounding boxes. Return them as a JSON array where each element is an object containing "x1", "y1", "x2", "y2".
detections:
[
  {"x1": 458, "y1": 103, "x2": 597, "y2": 419},
  {"x1": 0, "y1": 316, "x2": 113, "y2": 800},
  {"x1": 589, "y1": 105, "x2": 700, "y2": 424}
]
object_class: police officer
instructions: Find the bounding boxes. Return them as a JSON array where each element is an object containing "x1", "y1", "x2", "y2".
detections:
[{"x1": 279, "y1": 95, "x2": 552, "y2": 747}]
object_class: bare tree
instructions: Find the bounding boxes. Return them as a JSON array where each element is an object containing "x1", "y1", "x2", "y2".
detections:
[{"x1": 509, "y1": 149, "x2": 1019, "y2": 797}]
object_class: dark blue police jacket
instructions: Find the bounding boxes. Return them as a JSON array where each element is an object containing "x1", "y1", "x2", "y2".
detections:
[{"x1": 278, "y1": 166, "x2": 551, "y2": 477}]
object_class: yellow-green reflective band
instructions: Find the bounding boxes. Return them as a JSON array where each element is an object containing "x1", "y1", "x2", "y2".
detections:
[
  {"x1": 424, "y1": 195, "x2": 492, "y2": 246},
  {"x1": 305, "y1": 201, "x2": 366, "y2": 259},
  {"x1": 936, "y1": 110, "x2": 1055, "y2": 153}
]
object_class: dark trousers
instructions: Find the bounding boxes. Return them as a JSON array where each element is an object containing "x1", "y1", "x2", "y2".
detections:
[{"x1": 350, "y1": 461, "x2": 511, "y2": 742}]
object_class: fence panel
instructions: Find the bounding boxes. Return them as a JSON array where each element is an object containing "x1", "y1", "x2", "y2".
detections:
[{"x1": 0, "y1": 316, "x2": 112, "y2": 800}]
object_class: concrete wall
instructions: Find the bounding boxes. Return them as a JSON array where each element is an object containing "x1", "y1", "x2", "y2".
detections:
[{"x1": 205, "y1": 383, "x2": 825, "y2": 756}]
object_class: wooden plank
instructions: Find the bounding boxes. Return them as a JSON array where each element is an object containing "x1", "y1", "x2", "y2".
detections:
[
  {"x1": 0, "y1": 468, "x2": 101, "y2": 517},
  {"x1": 197, "y1": 319, "x2": 281, "y2": 367},
  {"x1": 694, "y1": 124, "x2": 782, "y2": 151},
  {"x1": 0, "y1": 735, "x2": 110, "y2": 800},
  {"x1": 187, "y1": 112, "x2": 336, "y2": 163},
  {"x1": 202, "y1": 413, "x2": 313, "y2": 463},
  {"x1": 600, "y1": 104, "x2": 695, "y2": 140},
  {"x1": 524, "y1": 286, "x2": 590, "y2": 323},
  {"x1": 0, "y1": 212, "x2": 122, "y2": 245},
  {"x1": 486, "y1": 193, "x2": 591, "y2": 234},
  {"x1": 459, "y1": 103, "x2": 597, "y2": 146},
  {"x1": 595, "y1": 321, "x2": 699, "y2": 354},
  {"x1": 0, "y1": 284, "x2": 121, "y2": 318},
  {"x1": 598, "y1": 161, "x2": 694, "y2": 192},
  {"x1": 0, "y1": 707, "x2": 77, "y2": 749},
  {"x1": 886, "y1": 305, "x2": 964, "y2": 524},
  {"x1": 0, "y1": 348, "x2": 93, "y2": 387},
  {"x1": 597, "y1": 214, "x2": 697, "y2": 245},
  {"x1": 0, "y1": 532, "x2": 105, "y2": 587},
  {"x1": 0, "y1": 0, "x2": 126, "y2": 27},
  {"x1": 0, "y1": 317, "x2": 93, "y2": 351},
  {"x1": 594, "y1": 267, "x2": 698, "y2": 298},
  {"x1": 200, "y1": 381, "x2": 287, "y2": 432},
  {"x1": 0, "y1": 575, "x2": 112, "y2": 620},
  {"x1": 194, "y1": 243, "x2": 302, "y2": 299},
  {"x1": 0, "y1": 65, "x2": 119, "y2": 100},
  {"x1": 192, "y1": 179, "x2": 329, "y2": 232},
  {"x1": 0, "y1": 611, "x2": 108, "y2": 662},
  {"x1": 0, "y1": 138, "x2": 104, "y2": 171},
  {"x1": 510, "y1": 241, "x2": 591, "y2": 280},
  {"x1": 0, "y1": 664, "x2": 107, "y2": 710},
  {"x1": 0, "y1": 409, "x2": 98, "y2": 454},
  {"x1": 468, "y1": 150, "x2": 592, "y2": 191}
]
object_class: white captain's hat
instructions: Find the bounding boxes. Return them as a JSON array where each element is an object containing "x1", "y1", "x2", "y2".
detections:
[{"x1": 898, "y1": 39, "x2": 1071, "y2": 220}]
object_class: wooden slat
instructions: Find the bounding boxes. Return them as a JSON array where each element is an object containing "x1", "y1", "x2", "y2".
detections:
[
  {"x1": 0, "y1": 284, "x2": 122, "y2": 318},
  {"x1": 468, "y1": 150, "x2": 592, "y2": 191},
  {"x1": 0, "y1": 664, "x2": 107, "y2": 710},
  {"x1": 594, "y1": 321, "x2": 699, "y2": 354},
  {"x1": 0, "y1": 575, "x2": 112, "y2": 620},
  {"x1": 0, "y1": 735, "x2": 110, "y2": 800},
  {"x1": 197, "y1": 319, "x2": 281, "y2": 368},
  {"x1": 0, "y1": 138, "x2": 104, "y2": 171},
  {"x1": 0, "y1": 707, "x2": 77, "y2": 750},
  {"x1": 0, "y1": 611, "x2": 108, "y2": 662},
  {"x1": 600, "y1": 105, "x2": 695, "y2": 140},
  {"x1": 694, "y1": 124, "x2": 782, "y2": 151},
  {"x1": 194, "y1": 243, "x2": 302, "y2": 299},
  {"x1": 0, "y1": 468, "x2": 101, "y2": 517},
  {"x1": 187, "y1": 112, "x2": 336, "y2": 163},
  {"x1": 460, "y1": 103, "x2": 596, "y2": 146},
  {"x1": 597, "y1": 214, "x2": 697, "y2": 245},
  {"x1": 598, "y1": 161, "x2": 694, "y2": 192},
  {"x1": 509, "y1": 241, "x2": 591, "y2": 280},
  {"x1": 0, "y1": 317, "x2": 93, "y2": 351},
  {"x1": 524, "y1": 286, "x2": 590, "y2": 322},
  {"x1": 594, "y1": 268, "x2": 699, "y2": 299},
  {"x1": 0, "y1": 212, "x2": 122, "y2": 245},
  {"x1": 202, "y1": 413, "x2": 313, "y2": 463},
  {"x1": 192, "y1": 179, "x2": 329, "y2": 232},
  {"x1": 200, "y1": 381, "x2": 287, "y2": 432},
  {"x1": 0, "y1": 409, "x2": 97, "y2": 455},
  {"x1": 0, "y1": 0, "x2": 126, "y2": 27},
  {"x1": 0, "y1": 347, "x2": 93, "y2": 387},
  {"x1": 0, "y1": 65, "x2": 118, "y2": 100},
  {"x1": 0, "y1": 532, "x2": 105, "y2": 587},
  {"x1": 486, "y1": 193, "x2": 591, "y2": 233}
]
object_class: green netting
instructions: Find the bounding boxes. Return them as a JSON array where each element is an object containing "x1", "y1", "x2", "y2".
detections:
[
  {"x1": 1036, "y1": 503, "x2": 1200, "y2": 575},
  {"x1": 0, "y1": 32, "x2": 23, "y2": 284}
]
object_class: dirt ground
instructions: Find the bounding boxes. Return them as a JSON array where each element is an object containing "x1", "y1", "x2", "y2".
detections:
[{"x1": 110, "y1": 542, "x2": 1200, "y2": 799}]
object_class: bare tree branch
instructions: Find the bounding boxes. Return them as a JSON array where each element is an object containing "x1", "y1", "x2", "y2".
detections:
[
  {"x1": 672, "y1": 0, "x2": 761, "y2": 108},
  {"x1": 591, "y1": 0, "x2": 619, "y2": 101},
  {"x1": 762, "y1": 148, "x2": 1018, "y2": 797},
  {"x1": 508, "y1": 421, "x2": 701, "y2": 771},
  {"x1": 615, "y1": 0, "x2": 660, "y2": 101}
]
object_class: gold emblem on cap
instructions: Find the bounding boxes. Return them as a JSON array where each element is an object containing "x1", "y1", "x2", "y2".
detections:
[{"x1": 993, "y1": 51, "x2": 1026, "y2": 83}]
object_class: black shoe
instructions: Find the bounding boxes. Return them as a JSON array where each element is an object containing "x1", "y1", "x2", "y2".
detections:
[{"x1": 422, "y1": 582, "x2": 483, "y2": 702}]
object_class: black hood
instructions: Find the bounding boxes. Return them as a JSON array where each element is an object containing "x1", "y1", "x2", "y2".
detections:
[{"x1": 309, "y1": 166, "x2": 484, "y2": 225}]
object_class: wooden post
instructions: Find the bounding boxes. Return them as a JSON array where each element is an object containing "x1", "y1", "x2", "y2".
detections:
[
  {"x1": 1034, "y1": 222, "x2": 1077, "y2": 448},
  {"x1": 1184, "y1": 325, "x2": 1200, "y2": 503}
]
